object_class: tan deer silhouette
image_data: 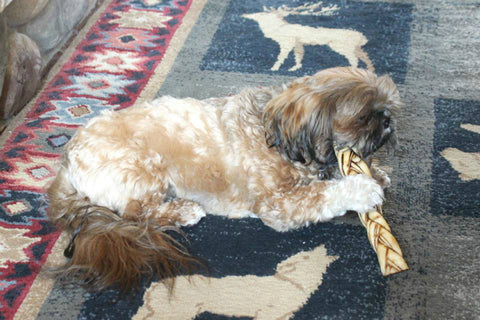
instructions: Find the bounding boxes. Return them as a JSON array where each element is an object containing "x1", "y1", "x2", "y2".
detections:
[
  {"x1": 133, "y1": 245, "x2": 338, "y2": 320},
  {"x1": 242, "y1": 2, "x2": 374, "y2": 72}
]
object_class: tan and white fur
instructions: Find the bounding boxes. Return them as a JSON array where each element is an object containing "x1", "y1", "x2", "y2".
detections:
[{"x1": 47, "y1": 67, "x2": 401, "y2": 292}]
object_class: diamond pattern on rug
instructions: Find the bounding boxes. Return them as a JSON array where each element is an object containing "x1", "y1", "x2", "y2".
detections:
[
  {"x1": 62, "y1": 73, "x2": 136, "y2": 98},
  {"x1": 0, "y1": 191, "x2": 49, "y2": 225},
  {"x1": 97, "y1": 29, "x2": 162, "y2": 52},
  {"x1": 43, "y1": 134, "x2": 71, "y2": 153},
  {"x1": 27, "y1": 166, "x2": 55, "y2": 182},
  {"x1": 0, "y1": 226, "x2": 41, "y2": 266},
  {"x1": 46, "y1": 134, "x2": 70, "y2": 149},
  {"x1": 112, "y1": 9, "x2": 173, "y2": 29},
  {"x1": 47, "y1": 97, "x2": 110, "y2": 125},
  {"x1": 1, "y1": 201, "x2": 32, "y2": 217},
  {"x1": 0, "y1": 1, "x2": 193, "y2": 317},
  {"x1": 84, "y1": 49, "x2": 147, "y2": 73},
  {"x1": 5, "y1": 156, "x2": 57, "y2": 190}
]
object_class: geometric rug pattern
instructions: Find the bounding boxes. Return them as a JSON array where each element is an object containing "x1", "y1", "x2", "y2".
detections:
[{"x1": 0, "y1": 0, "x2": 192, "y2": 318}]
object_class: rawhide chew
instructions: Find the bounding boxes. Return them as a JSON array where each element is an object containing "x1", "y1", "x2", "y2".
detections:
[{"x1": 334, "y1": 146, "x2": 409, "y2": 276}]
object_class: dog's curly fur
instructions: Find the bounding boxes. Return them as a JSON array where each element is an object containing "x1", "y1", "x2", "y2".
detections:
[{"x1": 47, "y1": 67, "x2": 402, "y2": 292}]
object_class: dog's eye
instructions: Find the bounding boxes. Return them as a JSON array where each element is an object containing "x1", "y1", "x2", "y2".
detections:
[
  {"x1": 357, "y1": 115, "x2": 367, "y2": 124},
  {"x1": 383, "y1": 117, "x2": 391, "y2": 129}
]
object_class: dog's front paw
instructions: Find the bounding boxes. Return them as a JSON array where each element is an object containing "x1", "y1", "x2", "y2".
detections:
[
  {"x1": 341, "y1": 174, "x2": 384, "y2": 214},
  {"x1": 322, "y1": 174, "x2": 384, "y2": 220},
  {"x1": 159, "y1": 199, "x2": 206, "y2": 227},
  {"x1": 372, "y1": 166, "x2": 391, "y2": 189},
  {"x1": 175, "y1": 202, "x2": 206, "y2": 227}
]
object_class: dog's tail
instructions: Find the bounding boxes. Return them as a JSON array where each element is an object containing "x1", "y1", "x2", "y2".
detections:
[{"x1": 47, "y1": 167, "x2": 197, "y2": 293}]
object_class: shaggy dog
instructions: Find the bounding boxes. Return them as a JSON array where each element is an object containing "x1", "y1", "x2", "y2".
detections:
[{"x1": 47, "y1": 67, "x2": 401, "y2": 292}]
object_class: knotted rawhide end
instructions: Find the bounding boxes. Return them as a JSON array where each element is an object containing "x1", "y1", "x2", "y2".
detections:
[{"x1": 333, "y1": 144, "x2": 409, "y2": 276}]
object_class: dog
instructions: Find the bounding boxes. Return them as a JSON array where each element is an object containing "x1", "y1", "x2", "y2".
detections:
[
  {"x1": 47, "y1": 67, "x2": 401, "y2": 292},
  {"x1": 133, "y1": 245, "x2": 337, "y2": 320}
]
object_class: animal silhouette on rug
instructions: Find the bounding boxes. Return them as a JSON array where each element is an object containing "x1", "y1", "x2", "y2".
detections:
[
  {"x1": 242, "y1": 2, "x2": 374, "y2": 72},
  {"x1": 133, "y1": 245, "x2": 338, "y2": 320}
]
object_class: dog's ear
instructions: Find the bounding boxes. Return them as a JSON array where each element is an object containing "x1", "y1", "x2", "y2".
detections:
[
  {"x1": 263, "y1": 83, "x2": 335, "y2": 164},
  {"x1": 375, "y1": 74, "x2": 402, "y2": 113}
]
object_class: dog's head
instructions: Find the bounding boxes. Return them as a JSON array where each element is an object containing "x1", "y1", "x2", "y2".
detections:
[{"x1": 263, "y1": 67, "x2": 402, "y2": 166}]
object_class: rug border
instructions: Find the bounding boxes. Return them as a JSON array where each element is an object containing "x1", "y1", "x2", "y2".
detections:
[
  {"x1": 135, "y1": 0, "x2": 208, "y2": 106},
  {"x1": 8, "y1": 0, "x2": 112, "y2": 318},
  {"x1": 10, "y1": 0, "x2": 207, "y2": 318}
]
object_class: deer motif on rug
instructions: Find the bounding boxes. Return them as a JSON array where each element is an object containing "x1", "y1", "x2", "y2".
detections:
[{"x1": 242, "y1": 2, "x2": 374, "y2": 72}]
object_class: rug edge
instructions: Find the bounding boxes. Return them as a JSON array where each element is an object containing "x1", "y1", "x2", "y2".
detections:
[
  {"x1": 10, "y1": 0, "x2": 208, "y2": 318},
  {"x1": 8, "y1": 1, "x2": 112, "y2": 318}
]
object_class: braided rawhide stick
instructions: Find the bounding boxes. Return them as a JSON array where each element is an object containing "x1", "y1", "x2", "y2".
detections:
[{"x1": 334, "y1": 145, "x2": 408, "y2": 276}]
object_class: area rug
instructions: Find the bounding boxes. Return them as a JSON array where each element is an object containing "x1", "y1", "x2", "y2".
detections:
[{"x1": 1, "y1": 0, "x2": 479, "y2": 319}]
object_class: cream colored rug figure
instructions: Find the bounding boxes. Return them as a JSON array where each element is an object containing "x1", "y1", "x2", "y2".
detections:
[
  {"x1": 240, "y1": 2, "x2": 374, "y2": 72},
  {"x1": 134, "y1": 246, "x2": 337, "y2": 320}
]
